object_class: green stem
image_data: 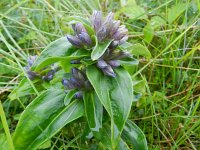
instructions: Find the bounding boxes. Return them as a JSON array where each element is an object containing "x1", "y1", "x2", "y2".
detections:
[{"x1": 0, "y1": 101, "x2": 15, "y2": 150}]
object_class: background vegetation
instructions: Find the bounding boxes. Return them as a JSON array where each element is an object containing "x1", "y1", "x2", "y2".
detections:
[{"x1": 0, "y1": 0, "x2": 200, "y2": 149}]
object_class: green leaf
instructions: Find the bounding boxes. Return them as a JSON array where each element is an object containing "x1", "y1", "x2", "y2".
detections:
[
  {"x1": 38, "y1": 140, "x2": 51, "y2": 149},
  {"x1": 64, "y1": 89, "x2": 77, "y2": 106},
  {"x1": 32, "y1": 37, "x2": 89, "y2": 71},
  {"x1": 83, "y1": 91, "x2": 103, "y2": 132},
  {"x1": 86, "y1": 66, "x2": 133, "y2": 138},
  {"x1": 122, "y1": 120, "x2": 148, "y2": 150},
  {"x1": 32, "y1": 37, "x2": 76, "y2": 71},
  {"x1": 91, "y1": 39, "x2": 112, "y2": 60},
  {"x1": 13, "y1": 89, "x2": 84, "y2": 150},
  {"x1": 143, "y1": 23, "x2": 154, "y2": 43},
  {"x1": 167, "y1": 3, "x2": 186, "y2": 23},
  {"x1": 94, "y1": 123, "x2": 129, "y2": 150},
  {"x1": 0, "y1": 134, "x2": 8, "y2": 150},
  {"x1": 130, "y1": 43, "x2": 151, "y2": 58},
  {"x1": 8, "y1": 78, "x2": 42, "y2": 101}
]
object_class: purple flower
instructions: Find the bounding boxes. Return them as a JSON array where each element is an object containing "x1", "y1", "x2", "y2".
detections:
[
  {"x1": 97, "y1": 59, "x2": 108, "y2": 69},
  {"x1": 67, "y1": 35, "x2": 83, "y2": 48},
  {"x1": 72, "y1": 22, "x2": 87, "y2": 35},
  {"x1": 78, "y1": 32, "x2": 92, "y2": 46},
  {"x1": 108, "y1": 60, "x2": 120, "y2": 68},
  {"x1": 102, "y1": 65, "x2": 116, "y2": 78},
  {"x1": 91, "y1": 10, "x2": 102, "y2": 32}
]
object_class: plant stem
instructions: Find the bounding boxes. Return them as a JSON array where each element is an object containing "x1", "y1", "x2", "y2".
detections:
[{"x1": 0, "y1": 101, "x2": 15, "y2": 150}]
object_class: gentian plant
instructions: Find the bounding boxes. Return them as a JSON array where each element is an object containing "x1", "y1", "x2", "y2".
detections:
[{"x1": 9, "y1": 11, "x2": 148, "y2": 150}]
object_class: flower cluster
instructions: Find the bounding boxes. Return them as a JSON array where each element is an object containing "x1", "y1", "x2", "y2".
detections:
[
  {"x1": 67, "y1": 10, "x2": 131, "y2": 77},
  {"x1": 91, "y1": 11, "x2": 128, "y2": 45},
  {"x1": 25, "y1": 55, "x2": 57, "y2": 81},
  {"x1": 62, "y1": 68, "x2": 91, "y2": 99}
]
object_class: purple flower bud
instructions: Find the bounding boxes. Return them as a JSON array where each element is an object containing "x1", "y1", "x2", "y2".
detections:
[
  {"x1": 91, "y1": 10, "x2": 102, "y2": 32},
  {"x1": 110, "y1": 20, "x2": 120, "y2": 36},
  {"x1": 74, "y1": 91, "x2": 83, "y2": 99},
  {"x1": 27, "y1": 55, "x2": 37, "y2": 67},
  {"x1": 66, "y1": 35, "x2": 83, "y2": 48},
  {"x1": 96, "y1": 26, "x2": 107, "y2": 42},
  {"x1": 42, "y1": 70, "x2": 55, "y2": 81},
  {"x1": 108, "y1": 60, "x2": 121, "y2": 68},
  {"x1": 26, "y1": 70, "x2": 40, "y2": 80},
  {"x1": 103, "y1": 12, "x2": 114, "y2": 33},
  {"x1": 71, "y1": 68, "x2": 86, "y2": 81},
  {"x1": 97, "y1": 59, "x2": 108, "y2": 69},
  {"x1": 70, "y1": 77, "x2": 85, "y2": 89},
  {"x1": 73, "y1": 23, "x2": 87, "y2": 35},
  {"x1": 119, "y1": 35, "x2": 128, "y2": 45},
  {"x1": 62, "y1": 78, "x2": 75, "y2": 89},
  {"x1": 113, "y1": 25, "x2": 128, "y2": 40},
  {"x1": 109, "y1": 41, "x2": 119, "y2": 49},
  {"x1": 70, "y1": 59, "x2": 81, "y2": 64},
  {"x1": 102, "y1": 65, "x2": 116, "y2": 77},
  {"x1": 78, "y1": 32, "x2": 92, "y2": 46}
]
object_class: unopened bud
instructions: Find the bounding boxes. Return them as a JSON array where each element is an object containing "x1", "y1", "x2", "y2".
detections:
[
  {"x1": 110, "y1": 20, "x2": 120, "y2": 36},
  {"x1": 97, "y1": 59, "x2": 108, "y2": 69},
  {"x1": 78, "y1": 32, "x2": 92, "y2": 46},
  {"x1": 26, "y1": 71, "x2": 40, "y2": 80},
  {"x1": 108, "y1": 60, "x2": 120, "y2": 68},
  {"x1": 66, "y1": 35, "x2": 83, "y2": 48},
  {"x1": 71, "y1": 68, "x2": 86, "y2": 81},
  {"x1": 62, "y1": 78, "x2": 74, "y2": 89},
  {"x1": 91, "y1": 10, "x2": 102, "y2": 32},
  {"x1": 102, "y1": 65, "x2": 116, "y2": 77},
  {"x1": 113, "y1": 26, "x2": 128, "y2": 40},
  {"x1": 73, "y1": 22, "x2": 87, "y2": 35}
]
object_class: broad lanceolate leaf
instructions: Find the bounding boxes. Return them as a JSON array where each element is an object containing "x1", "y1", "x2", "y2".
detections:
[
  {"x1": 32, "y1": 37, "x2": 88, "y2": 71},
  {"x1": 91, "y1": 38, "x2": 112, "y2": 60},
  {"x1": 13, "y1": 89, "x2": 84, "y2": 150},
  {"x1": 86, "y1": 65, "x2": 133, "y2": 138},
  {"x1": 32, "y1": 37, "x2": 73, "y2": 71},
  {"x1": 83, "y1": 91, "x2": 103, "y2": 132},
  {"x1": 64, "y1": 89, "x2": 77, "y2": 106},
  {"x1": 122, "y1": 120, "x2": 148, "y2": 150}
]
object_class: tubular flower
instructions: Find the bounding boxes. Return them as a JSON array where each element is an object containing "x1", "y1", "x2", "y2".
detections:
[
  {"x1": 62, "y1": 67, "x2": 92, "y2": 99},
  {"x1": 91, "y1": 10, "x2": 128, "y2": 45},
  {"x1": 67, "y1": 22, "x2": 93, "y2": 48},
  {"x1": 24, "y1": 55, "x2": 40, "y2": 80},
  {"x1": 96, "y1": 49, "x2": 132, "y2": 77}
]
